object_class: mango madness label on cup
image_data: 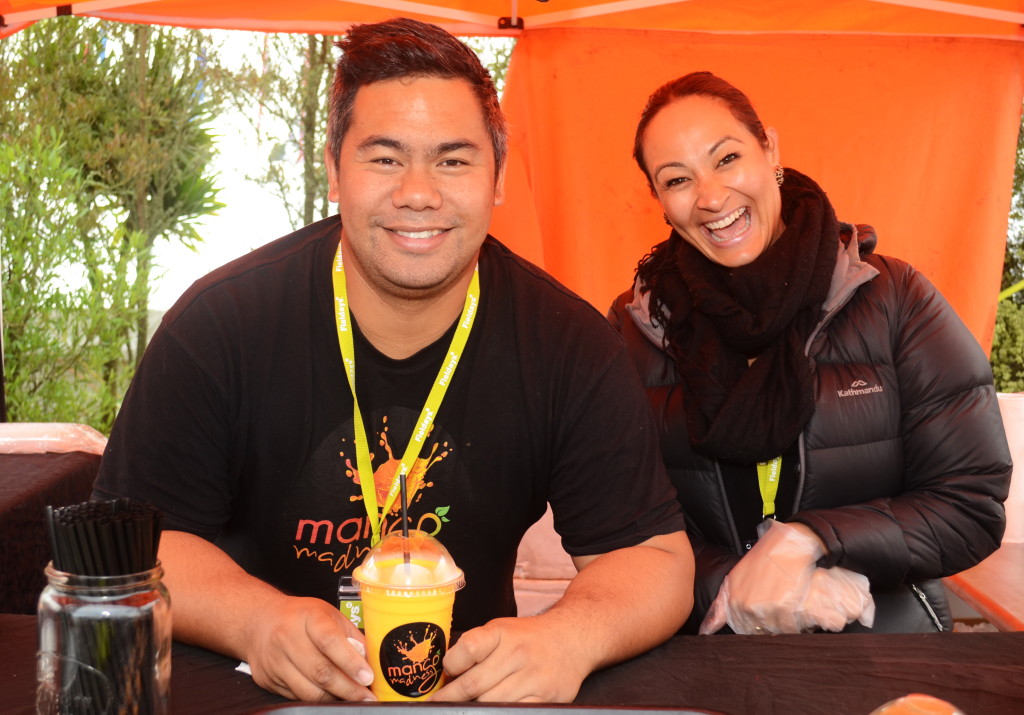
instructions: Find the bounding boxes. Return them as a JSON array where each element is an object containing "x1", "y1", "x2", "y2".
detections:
[{"x1": 378, "y1": 622, "x2": 446, "y2": 697}]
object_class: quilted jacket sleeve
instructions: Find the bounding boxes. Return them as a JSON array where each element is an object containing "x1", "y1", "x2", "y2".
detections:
[{"x1": 793, "y1": 256, "x2": 1011, "y2": 585}]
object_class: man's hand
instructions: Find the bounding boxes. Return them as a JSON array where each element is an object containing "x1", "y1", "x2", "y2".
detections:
[
  {"x1": 432, "y1": 531, "x2": 693, "y2": 703},
  {"x1": 243, "y1": 594, "x2": 375, "y2": 702},
  {"x1": 431, "y1": 615, "x2": 591, "y2": 702},
  {"x1": 158, "y1": 531, "x2": 375, "y2": 702}
]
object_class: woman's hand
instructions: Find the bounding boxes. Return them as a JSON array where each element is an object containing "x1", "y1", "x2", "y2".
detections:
[
  {"x1": 700, "y1": 520, "x2": 874, "y2": 634},
  {"x1": 800, "y1": 566, "x2": 875, "y2": 632},
  {"x1": 699, "y1": 520, "x2": 822, "y2": 634}
]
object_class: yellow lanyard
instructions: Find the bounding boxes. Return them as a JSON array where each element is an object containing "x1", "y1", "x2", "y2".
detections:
[
  {"x1": 331, "y1": 242, "x2": 480, "y2": 545},
  {"x1": 756, "y1": 456, "x2": 782, "y2": 519}
]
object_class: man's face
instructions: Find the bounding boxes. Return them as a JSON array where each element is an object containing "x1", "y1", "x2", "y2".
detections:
[{"x1": 327, "y1": 76, "x2": 506, "y2": 301}]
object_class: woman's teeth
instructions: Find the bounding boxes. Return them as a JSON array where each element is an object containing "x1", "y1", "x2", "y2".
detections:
[
  {"x1": 705, "y1": 207, "x2": 745, "y2": 231},
  {"x1": 705, "y1": 208, "x2": 749, "y2": 242}
]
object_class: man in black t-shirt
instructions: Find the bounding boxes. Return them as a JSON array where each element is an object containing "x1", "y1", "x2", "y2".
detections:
[{"x1": 93, "y1": 17, "x2": 694, "y2": 703}]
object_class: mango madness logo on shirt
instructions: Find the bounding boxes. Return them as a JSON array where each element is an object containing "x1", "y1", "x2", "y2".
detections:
[{"x1": 291, "y1": 413, "x2": 453, "y2": 573}]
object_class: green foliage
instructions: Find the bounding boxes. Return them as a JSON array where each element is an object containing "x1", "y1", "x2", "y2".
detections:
[
  {"x1": 991, "y1": 300, "x2": 1024, "y2": 392},
  {"x1": 1, "y1": 17, "x2": 224, "y2": 431},
  {"x1": 1, "y1": 127, "x2": 145, "y2": 426},
  {"x1": 1002, "y1": 106, "x2": 1024, "y2": 304},
  {"x1": 462, "y1": 37, "x2": 516, "y2": 96},
  {"x1": 991, "y1": 104, "x2": 1024, "y2": 392}
]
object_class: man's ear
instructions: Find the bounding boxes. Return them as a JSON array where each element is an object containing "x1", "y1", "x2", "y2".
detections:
[
  {"x1": 493, "y1": 163, "x2": 508, "y2": 207},
  {"x1": 325, "y1": 145, "x2": 341, "y2": 203}
]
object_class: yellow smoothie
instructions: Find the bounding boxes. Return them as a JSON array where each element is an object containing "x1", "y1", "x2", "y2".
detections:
[{"x1": 352, "y1": 531, "x2": 464, "y2": 701}]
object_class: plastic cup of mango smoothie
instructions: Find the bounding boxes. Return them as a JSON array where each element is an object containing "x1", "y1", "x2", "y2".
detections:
[
  {"x1": 869, "y1": 694, "x2": 965, "y2": 714},
  {"x1": 352, "y1": 529, "x2": 465, "y2": 701}
]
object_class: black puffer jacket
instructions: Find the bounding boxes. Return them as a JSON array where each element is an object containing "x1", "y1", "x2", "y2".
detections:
[{"x1": 610, "y1": 228, "x2": 1012, "y2": 633}]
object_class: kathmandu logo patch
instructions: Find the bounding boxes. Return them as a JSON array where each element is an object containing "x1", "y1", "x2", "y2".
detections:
[
  {"x1": 379, "y1": 622, "x2": 446, "y2": 697},
  {"x1": 837, "y1": 379, "x2": 885, "y2": 398}
]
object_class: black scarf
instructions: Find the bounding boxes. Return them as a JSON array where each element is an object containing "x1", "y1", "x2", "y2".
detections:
[{"x1": 638, "y1": 168, "x2": 839, "y2": 464}]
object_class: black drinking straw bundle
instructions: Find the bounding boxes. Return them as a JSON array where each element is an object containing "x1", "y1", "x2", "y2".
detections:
[
  {"x1": 46, "y1": 498, "x2": 163, "y2": 576},
  {"x1": 38, "y1": 499, "x2": 168, "y2": 715}
]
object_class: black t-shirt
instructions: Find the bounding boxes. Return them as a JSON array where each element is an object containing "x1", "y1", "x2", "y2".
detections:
[{"x1": 94, "y1": 216, "x2": 685, "y2": 631}]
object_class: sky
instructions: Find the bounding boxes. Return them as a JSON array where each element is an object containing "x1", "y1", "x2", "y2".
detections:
[
  {"x1": 150, "y1": 111, "x2": 294, "y2": 312},
  {"x1": 150, "y1": 31, "x2": 295, "y2": 312}
]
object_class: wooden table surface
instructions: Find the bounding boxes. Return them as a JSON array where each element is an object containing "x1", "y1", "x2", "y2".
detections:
[{"x1": 4, "y1": 613, "x2": 1024, "y2": 714}]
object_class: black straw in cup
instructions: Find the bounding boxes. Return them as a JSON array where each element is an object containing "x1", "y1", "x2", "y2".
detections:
[{"x1": 400, "y1": 473, "x2": 411, "y2": 563}]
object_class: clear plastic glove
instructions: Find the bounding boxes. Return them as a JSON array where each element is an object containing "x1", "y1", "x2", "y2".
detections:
[
  {"x1": 797, "y1": 565, "x2": 875, "y2": 632},
  {"x1": 700, "y1": 520, "x2": 824, "y2": 635},
  {"x1": 700, "y1": 520, "x2": 875, "y2": 635}
]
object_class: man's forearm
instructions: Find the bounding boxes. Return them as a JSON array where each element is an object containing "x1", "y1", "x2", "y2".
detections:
[
  {"x1": 549, "y1": 530, "x2": 694, "y2": 672},
  {"x1": 160, "y1": 531, "x2": 374, "y2": 701},
  {"x1": 159, "y1": 530, "x2": 289, "y2": 659}
]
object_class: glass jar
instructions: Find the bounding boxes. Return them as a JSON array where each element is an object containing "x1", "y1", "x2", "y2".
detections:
[{"x1": 36, "y1": 562, "x2": 171, "y2": 715}]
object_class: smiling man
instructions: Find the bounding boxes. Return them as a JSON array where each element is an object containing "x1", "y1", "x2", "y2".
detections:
[{"x1": 93, "y1": 18, "x2": 694, "y2": 704}]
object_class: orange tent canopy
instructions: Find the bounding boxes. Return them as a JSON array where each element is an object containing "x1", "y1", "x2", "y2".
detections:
[
  {"x1": 3, "y1": 1, "x2": 1023, "y2": 347},
  {"x1": 3, "y1": 0, "x2": 1024, "y2": 37}
]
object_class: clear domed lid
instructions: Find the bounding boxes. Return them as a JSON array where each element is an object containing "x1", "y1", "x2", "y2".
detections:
[{"x1": 352, "y1": 529, "x2": 464, "y2": 593}]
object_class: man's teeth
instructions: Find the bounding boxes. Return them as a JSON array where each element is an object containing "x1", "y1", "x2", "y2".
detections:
[
  {"x1": 394, "y1": 229, "x2": 445, "y2": 239},
  {"x1": 705, "y1": 208, "x2": 745, "y2": 231}
]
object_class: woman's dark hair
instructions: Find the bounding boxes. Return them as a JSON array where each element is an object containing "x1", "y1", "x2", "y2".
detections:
[
  {"x1": 326, "y1": 17, "x2": 508, "y2": 178},
  {"x1": 633, "y1": 71, "x2": 768, "y2": 193}
]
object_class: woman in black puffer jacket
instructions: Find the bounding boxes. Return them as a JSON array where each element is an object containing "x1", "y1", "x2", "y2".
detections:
[{"x1": 609, "y1": 71, "x2": 1011, "y2": 635}]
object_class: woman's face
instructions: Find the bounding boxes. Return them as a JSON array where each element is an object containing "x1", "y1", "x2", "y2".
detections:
[{"x1": 643, "y1": 94, "x2": 783, "y2": 268}]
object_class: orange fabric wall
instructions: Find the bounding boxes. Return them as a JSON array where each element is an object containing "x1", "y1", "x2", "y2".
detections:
[{"x1": 491, "y1": 28, "x2": 1024, "y2": 349}]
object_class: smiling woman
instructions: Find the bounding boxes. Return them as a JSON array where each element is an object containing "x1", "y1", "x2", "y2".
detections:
[
  {"x1": 641, "y1": 93, "x2": 782, "y2": 268},
  {"x1": 610, "y1": 70, "x2": 1012, "y2": 639}
]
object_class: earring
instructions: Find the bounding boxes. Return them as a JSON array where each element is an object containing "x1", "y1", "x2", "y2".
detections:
[
  {"x1": 774, "y1": 165, "x2": 784, "y2": 186},
  {"x1": 663, "y1": 213, "x2": 672, "y2": 226}
]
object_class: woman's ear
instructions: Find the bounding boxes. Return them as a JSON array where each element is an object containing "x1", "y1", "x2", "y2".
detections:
[{"x1": 765, "y1": 127, "x2": 781, "y2": 166}]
